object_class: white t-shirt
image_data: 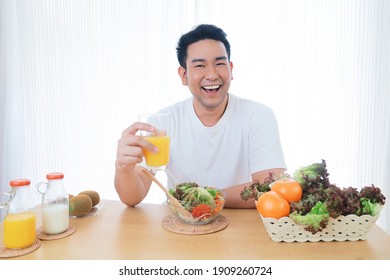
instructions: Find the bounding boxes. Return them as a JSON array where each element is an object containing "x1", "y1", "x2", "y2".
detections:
[{"x1": 159, "y1": 94, "x2": 286, "y2": 189}]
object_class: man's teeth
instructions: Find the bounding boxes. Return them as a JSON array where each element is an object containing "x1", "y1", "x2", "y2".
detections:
[{"x1": 203, "y1": 85, "x2": 220, "y2": 90}]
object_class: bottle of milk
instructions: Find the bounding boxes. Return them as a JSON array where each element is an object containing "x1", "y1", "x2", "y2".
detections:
[{"x1": 37, "y1": 172, "x2": 69, "y2": 234}]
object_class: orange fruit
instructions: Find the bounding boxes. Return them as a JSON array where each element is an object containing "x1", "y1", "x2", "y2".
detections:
[
  {"x1": 256, "y1": 191, "x2": 290, "y2": 219},
  {"x1": 271, "y1": 178, "x2": 302, "y2": 203}
]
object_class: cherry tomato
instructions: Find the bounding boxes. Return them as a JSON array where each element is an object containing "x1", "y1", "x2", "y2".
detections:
[
  {"x1": 256, "y1": 191, "x2": 290, "y2": 219},
  {"x1": 271, "y1": 178, "x2": 302, "y2": 203}
]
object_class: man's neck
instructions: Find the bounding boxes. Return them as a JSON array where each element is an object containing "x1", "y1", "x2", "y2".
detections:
[{"x1": 194, "y1": 94, "x2": 229, "y2": 127}]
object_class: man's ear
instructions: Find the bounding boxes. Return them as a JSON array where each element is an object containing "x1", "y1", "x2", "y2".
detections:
[
  {"x1": 230, "y1": 61, "x2": 234, "y2": 80},
  {"x1": 178, "y1": 66, "x2": 188, "y2": 85}
]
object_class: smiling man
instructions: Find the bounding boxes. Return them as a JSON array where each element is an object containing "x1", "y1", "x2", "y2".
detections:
[
  {"x1": 115, "y1": 24, "x2": 286, "y2": 208},
  {"x1": 178, "y1": 39, "x2": 232, "y2": 127}
]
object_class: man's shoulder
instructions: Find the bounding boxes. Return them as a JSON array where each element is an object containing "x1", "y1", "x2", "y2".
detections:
[
  {"x1": 230, "y1": 94, "x2": 272, "y2": 113},
  {"x1": 159, "y1": 96, "x2": 192, "y2": 113}
]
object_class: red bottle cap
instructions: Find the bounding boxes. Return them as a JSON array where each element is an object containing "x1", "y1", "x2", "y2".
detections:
[
  {"x1": 46, "y1": 172, "x2": 64, "y2": 180},
  {"x1": 9, "y1": 179, "x2": 31, "y2": 187}
]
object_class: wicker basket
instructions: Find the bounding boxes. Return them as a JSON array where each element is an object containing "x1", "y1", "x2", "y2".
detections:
[{"x1": 260, "y1": 214, "x2": 380, "y2": 242}]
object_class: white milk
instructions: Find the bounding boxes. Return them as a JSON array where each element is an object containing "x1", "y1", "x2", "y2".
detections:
[{"x1": 42, "y1": 204, "x2": 69, "y2": 234}]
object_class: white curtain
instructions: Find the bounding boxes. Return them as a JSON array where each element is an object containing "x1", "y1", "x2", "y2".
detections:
[{"x1": 1, "y1": 0, "x2": 389, "y2": 234}]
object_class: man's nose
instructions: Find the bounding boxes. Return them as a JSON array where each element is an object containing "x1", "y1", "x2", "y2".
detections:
[{"x1": 205, "y1": 66, "x2": 218, "y2": 80}]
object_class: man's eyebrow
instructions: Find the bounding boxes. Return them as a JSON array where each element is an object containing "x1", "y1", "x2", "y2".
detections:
[
  {"x1": 215, "y1": 56, "x2": 228, "y2": 61},
  {"x1": 191, "y1": 56, "x2": 228, "y2": 63},
  {"x1": 191, "y1": 58, "x2": 205, "y2": 63}
]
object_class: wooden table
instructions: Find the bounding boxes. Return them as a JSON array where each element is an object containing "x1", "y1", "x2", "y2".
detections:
[{"x1": 2, "y1": 199, "x2": 390, "y2": 260}]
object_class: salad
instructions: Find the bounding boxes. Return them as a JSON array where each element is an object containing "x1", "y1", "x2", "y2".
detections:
[{"x1": 169, "y1": 182, "x2": 225, "y2": 220}]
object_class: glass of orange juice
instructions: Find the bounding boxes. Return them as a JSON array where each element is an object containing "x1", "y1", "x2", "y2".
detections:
[{"x1": 139, "y1": 113, "x2": 171, "y2": 171}]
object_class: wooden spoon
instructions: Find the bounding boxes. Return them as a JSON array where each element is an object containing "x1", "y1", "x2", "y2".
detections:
[{"x1": 142, "y1": 169, "x2": 193, "y2": 219}]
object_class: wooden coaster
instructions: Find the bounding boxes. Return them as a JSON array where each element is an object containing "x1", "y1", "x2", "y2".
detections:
[
  {"x1": 162, "y1": 214, "x2": 228, "y2": 235},
  {"x1": 37, "y1": 224, "x2": 76, "y2": 240},
  {"x1": 0, "y1": 239, "x2": 41, "y2": 258}
]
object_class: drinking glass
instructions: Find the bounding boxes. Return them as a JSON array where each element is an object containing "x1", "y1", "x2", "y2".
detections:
[{"x1": 138, "y1": 113, "x2": 171, "y2": 171}]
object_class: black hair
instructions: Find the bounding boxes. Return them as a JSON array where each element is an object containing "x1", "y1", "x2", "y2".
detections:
[{"x1": 176, "y1": 24, "x2": 231, "y2": 69}]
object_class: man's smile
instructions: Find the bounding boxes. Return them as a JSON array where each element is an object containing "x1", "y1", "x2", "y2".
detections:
[{"x1": 202, "y1": 84, "x2": 221, "y2": 93}]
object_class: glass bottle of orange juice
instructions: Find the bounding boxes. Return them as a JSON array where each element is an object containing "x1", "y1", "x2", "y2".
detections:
[{"x1": 1, "y1": 179, "x2": 37, "y2": 249}]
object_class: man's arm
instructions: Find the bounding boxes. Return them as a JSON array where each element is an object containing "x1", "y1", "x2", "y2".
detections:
[
  {"x1": 223, "y1": 168, "x2": 286, "y2": 208},
  {"x1": 114, "y1": 122, "x2": 158, "y2": 207},
  {"x1": 114, "y1": 163, "x2": 153, "y2": 207}
]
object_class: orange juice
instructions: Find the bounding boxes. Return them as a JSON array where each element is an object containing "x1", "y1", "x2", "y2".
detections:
[
  {"x1": 143, "y1": 135, "x2": 170, "y2": 169},
  {"x1": 4, "y1": 212, "x2": 36, "y2": 249}
]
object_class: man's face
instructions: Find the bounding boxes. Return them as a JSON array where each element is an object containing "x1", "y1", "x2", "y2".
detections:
[{"x1": 178, "y1": 39, "x2": 233, "y2": 112}]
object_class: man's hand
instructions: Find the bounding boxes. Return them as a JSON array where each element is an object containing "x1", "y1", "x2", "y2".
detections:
[{"x1": 116, "y1": 122, "x2": 158, "y2": 170}]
